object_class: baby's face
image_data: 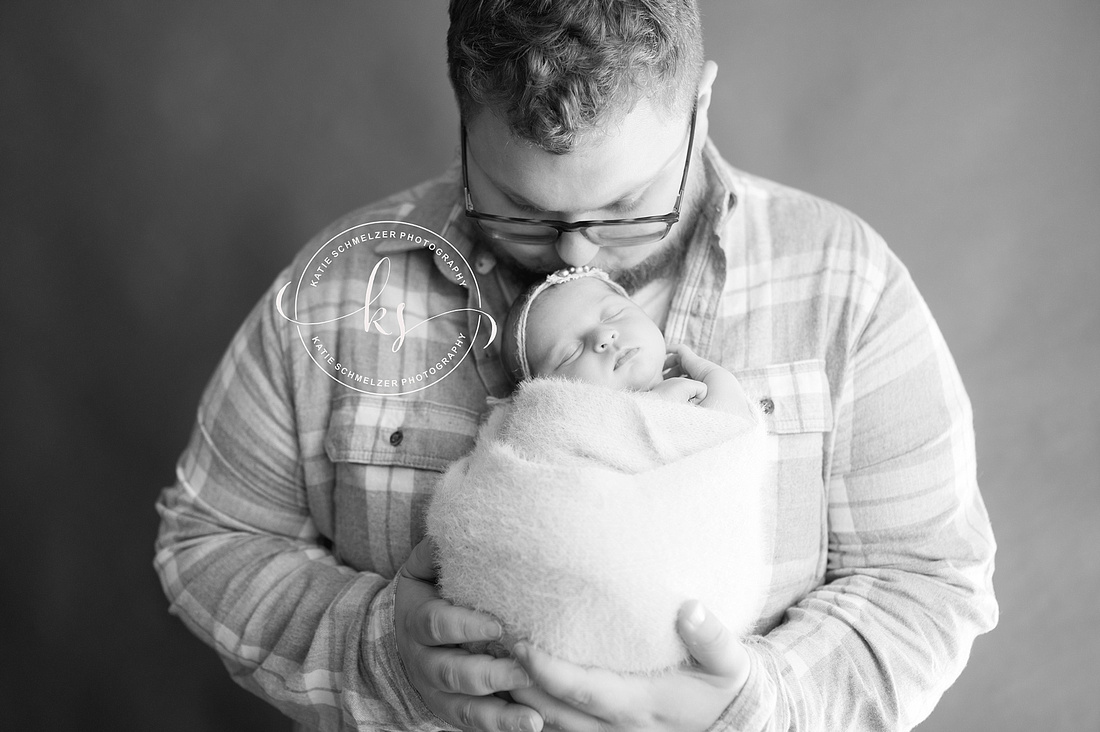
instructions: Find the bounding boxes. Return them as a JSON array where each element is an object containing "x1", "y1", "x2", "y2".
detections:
[{"x1": 524, "y1": 277, "x2": 667, "y2": 391}]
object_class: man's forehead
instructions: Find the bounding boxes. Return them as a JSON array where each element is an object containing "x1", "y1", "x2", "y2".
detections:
[{"x1": 466, "y1": 102, "x2": 687, "y2": 212}]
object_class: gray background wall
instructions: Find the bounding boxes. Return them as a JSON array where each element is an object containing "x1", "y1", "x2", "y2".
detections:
[{"x1": 2, "y1": 2, "x2": 1096, "y2": 729}]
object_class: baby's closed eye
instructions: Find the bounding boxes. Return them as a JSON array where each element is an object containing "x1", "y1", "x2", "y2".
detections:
[
  {"x1": 601, "y1": 308, "x2": 625, "y2": 322},
  {"x1": 557, "y1": 343, "x2": 582, "y2": 368}
]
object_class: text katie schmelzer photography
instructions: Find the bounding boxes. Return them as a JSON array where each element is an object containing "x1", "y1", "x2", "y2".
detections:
[{"x1": 275, "y1": 220, "x2": 496, "y2": 396}]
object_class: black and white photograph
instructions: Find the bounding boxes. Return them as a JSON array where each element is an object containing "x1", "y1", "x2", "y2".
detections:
[{"x1": 2, "y1": 2, "x2": 1096, "y2": 730}]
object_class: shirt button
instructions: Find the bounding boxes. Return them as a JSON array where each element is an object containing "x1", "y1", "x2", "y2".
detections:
[
  {"x1": 690, "y1": 296, "x2": 705, "y2": 316},
  {"x1": 389, "y1": 430, "x2": 403, "y2": 447},
  {"x1": 475, "y1": 252, "x2": 496, "y2": 275},
  {"x1": 759, "y1": 397, "x2": 775, "y2": 415}
]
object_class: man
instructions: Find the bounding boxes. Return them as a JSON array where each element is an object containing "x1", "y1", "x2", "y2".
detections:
[{"x1": 155, "y1": 2, "x2": 997, "y2": 731}]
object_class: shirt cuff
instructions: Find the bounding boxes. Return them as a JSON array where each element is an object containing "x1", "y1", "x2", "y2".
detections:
[
  {"x1": 367, "y1": 576, "x2": 453, "y2": 732},
  {"x1": 705, "y1": 641, "x2": 778, "y2": 732}
]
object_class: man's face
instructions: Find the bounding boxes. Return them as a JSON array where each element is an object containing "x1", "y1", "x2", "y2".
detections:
[{"x1": 463, "y1": 99, "x2": 701, "y2": 284}]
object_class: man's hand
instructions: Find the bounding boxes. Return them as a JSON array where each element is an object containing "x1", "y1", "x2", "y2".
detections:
[
  {"x1": 395, "y1": 538, "x2": 544, "y2": 732},
  {"x1": 508, "y1": 601, "x2": 751, "y2": 732},
  {"x1": 664, "y1": 345, "x2": 754, "y2": 420}
]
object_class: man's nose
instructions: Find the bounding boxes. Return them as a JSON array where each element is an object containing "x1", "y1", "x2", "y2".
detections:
[{"x1": 555, "y1": 232, "x2": 600, "y2": 267}]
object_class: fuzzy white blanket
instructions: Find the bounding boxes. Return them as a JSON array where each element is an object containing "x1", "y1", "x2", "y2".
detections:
[{"x1": 425, "y1": 377, "x2": 768, "y2": 675}]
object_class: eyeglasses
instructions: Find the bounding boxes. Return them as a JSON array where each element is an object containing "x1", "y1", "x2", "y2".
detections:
[{"x1": 461, "y1": 105, "x2": 697, "y2": 248}]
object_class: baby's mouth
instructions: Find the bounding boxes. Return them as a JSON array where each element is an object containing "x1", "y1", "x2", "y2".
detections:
[{"x1": 614, "y1": 347, "x2": 638, "y2": 369}]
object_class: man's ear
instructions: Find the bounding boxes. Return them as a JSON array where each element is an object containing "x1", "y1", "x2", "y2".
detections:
[
  {"x1": 696, "y1": 60, "x2": 719, "y2": 116},
  {"x1": 694, "y1": 60, "x2": 719, "y2": 144}
]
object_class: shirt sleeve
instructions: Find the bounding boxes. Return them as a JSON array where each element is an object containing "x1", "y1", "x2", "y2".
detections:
[
  {"x1": 712, "y1": 239, "x2": 998, "y2": 730},
  {"x1": 153, "y1": 274, "x2": 444, "y2": 731}
]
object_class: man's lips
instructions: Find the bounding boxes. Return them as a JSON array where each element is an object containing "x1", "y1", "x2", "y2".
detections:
[{"x1": 614, "y1": 347, "x2": 638, "y2": 369}]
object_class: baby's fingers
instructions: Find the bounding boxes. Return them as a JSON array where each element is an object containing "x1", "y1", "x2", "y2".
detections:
[
  {"x1": 662, "y1": 350, "x2": 685, "y2": 378},
  {"x1": 666, "y1": 344, "x2": 720, "y2": 382},
  {"x1": 652, "y1": 377, "x2": 708, "y2": 404}
]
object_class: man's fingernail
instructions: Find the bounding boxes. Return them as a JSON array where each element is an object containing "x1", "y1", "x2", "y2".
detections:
[
  {"x1": 510, "y1": 663, "x2": 531, "y2": 688},
  {"x1": 687, "y1": 602, "x2": 707, "y2": 627},
  {"x1": 483, "y1": 621, "x2": 503, "y2": 640},
  {"x1": 512, "y1": 642, "x2": 529, "y2": 661}
]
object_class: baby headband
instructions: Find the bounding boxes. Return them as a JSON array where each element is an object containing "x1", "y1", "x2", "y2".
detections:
[{"x1": 514, "y1": 266, "x2": 629, "y2": 382}]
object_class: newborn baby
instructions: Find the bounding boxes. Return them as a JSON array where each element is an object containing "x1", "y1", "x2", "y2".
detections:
[
  {"x1": 499, "y1": 265, "x2": 756, "y2": 416},
  {"x1": 426, "y1": 266, "x2": 767, "y2": 674}
]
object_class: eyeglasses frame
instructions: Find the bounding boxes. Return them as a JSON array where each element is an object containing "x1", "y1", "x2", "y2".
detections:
[{"x1": 460, "y1": 104, "x2": 698, "y2": 246}]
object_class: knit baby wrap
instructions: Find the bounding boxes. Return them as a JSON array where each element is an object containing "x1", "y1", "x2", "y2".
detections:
[{"x1": 425, "y1": 377, "x2": 769, "y2": 674}]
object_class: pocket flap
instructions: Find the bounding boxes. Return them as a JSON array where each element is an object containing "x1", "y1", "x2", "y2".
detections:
[
  {"x1": 324, "y1": 396, "x2": 482, "y2": 472},
  {"x1": 734, "y1": 359, "x2": 833, "y2": 434}
]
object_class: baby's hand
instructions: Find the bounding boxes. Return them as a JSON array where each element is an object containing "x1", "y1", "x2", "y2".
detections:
[
  {"x1": 663, "y1": 344, "x2": 755, "y2": 419},
  {"x1": 649, "y1": 376, "x2": 708, "y2": 404}
]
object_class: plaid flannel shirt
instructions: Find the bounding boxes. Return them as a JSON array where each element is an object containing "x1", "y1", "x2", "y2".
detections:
[{"x1": 154, "y1": 140, "x2": 997, "y2": 731}]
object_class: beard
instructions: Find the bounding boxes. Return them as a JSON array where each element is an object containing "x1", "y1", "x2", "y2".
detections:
[
  {"x1": 484, "y1": 236, "x2": 688, "y2": 294},
  {"x1": 481, "y1": 191, "x2": 703, "y2": 295},
  {"x1": 611, "y1": 234, "x2": 687, "y2": 294}
]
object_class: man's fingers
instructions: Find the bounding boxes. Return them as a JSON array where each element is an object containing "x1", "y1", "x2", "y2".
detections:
[
  {"x1": 398, "y1": 538, "x2": 505, "y2": 645},
  {"x1": 676, "y1": 601, "x2": 749, "y2": 681},
  {"x1": 393, "y1": 540, "x2": 535, "y2": 730},
  {"x1": 512, "y1": 642, "x2": 637, "y2": 722},
  {"x1": 510, "y1": 684, "x2": 601, "y2": 732},
  {"x1": 406, "y1": 597, "x2": 504, "y2": 646},
  {"x1": 423, "y1": 647, "x2": 532, "y2": 696},
  {"x1": 432, "y1": 689, "x2": 544, "y2": 732}
]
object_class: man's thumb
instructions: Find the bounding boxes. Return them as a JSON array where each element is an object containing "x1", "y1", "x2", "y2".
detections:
[
  {"x1": 677, "y1": 600, "x2": 749, "y2": 679},
  {"x1": 400, "y1": 537, "x2": 439, "y2": 583}
]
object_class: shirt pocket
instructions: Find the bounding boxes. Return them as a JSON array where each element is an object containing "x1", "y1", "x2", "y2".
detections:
[
  {"x1": 323, "y1": 396, "x2": 482, "y2": 577},
  {"x1": 733, "y1": 359, "x2": 834, "y2": 633}
]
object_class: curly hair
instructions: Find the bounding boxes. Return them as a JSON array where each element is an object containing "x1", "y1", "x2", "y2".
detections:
[{"x1": 447, "y1": 0, "x2": 703, "y2": 154}]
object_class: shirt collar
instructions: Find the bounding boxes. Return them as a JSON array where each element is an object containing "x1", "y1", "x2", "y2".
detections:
[
  {"x1": 654, "y1": 139, "x2": 740, "y2": 357},
  {"x1": 372, "y1": 162, "x2": 476, "y2": 288},
  {"x1": 699, "y1": 138, "x2": 740, "y2": 239}
]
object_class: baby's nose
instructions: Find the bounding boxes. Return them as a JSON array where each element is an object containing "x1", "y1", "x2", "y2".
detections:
[{"x1": 593, "y1": 328, "x2": 618, "y2": 352}]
